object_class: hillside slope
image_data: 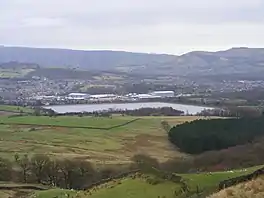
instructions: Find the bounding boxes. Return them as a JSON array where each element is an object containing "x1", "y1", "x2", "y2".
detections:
[
  {"x1": 0, "y1": 46, "x2": 176, "y2": 73},
  {"x1": 1, "y1": 46, "x2": 264, "y2": 77},
  {"x1": 209, "y1": 176, "x2": 264, "y2": 198}
]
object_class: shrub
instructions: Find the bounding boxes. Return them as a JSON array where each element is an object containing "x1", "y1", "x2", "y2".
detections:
[{"x1": 146, "y1": 176, "x2": 163, "y2": 185}]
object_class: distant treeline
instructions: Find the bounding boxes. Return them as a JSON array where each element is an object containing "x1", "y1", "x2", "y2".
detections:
[
  {"x1": 36, "y1": 107, "x2": 184, "y2": 117},
  {"x1": 0, "y1": 154, "x2": 141, "y2": 190},
  {"x1": 168, "y1": 116, "x2": 264, "y2": 154},
  {"x1": 0, "y1": 154, "x2": 185, "y2": 192},
  {"x1": 111, "y1": 107, "x2": 184, "y2": 116},
  {"x1": 197, "y1": 106, "x2": 264, "y2": 118}
]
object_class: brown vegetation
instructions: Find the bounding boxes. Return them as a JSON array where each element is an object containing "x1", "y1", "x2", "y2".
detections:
[
  {"x1": 0, "y1": 154, "x2": 127, "y2": 190},
  {"x1": 219, "y1": 167, "x2": 264, "y2": 190},
  {"x1": 161, "y1": 138, "x2": 264, "y2": 174},
  {"x1": 0, "y1": 153, "x2": 170, "y2": 191},
  {"x1": 209, "y1": 177, "x2": 264, "y2": 198}
]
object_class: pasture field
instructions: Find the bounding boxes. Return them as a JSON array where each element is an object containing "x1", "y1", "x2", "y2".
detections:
[
  {"x1": 0, "y1": 105, "x2": 33, "y2": 114},
  {"x1": 0, "y1": 114, "x2": 261, "y2": 198},
  {"x1": 179, "y1": 165, "x2": 263, "y2": 193},
  {"x1": 33, "y1": 178, "x2": 180, "y2": 198},
  {"x1": 29, "y1": 166, "x2": 262, "y2": 198},
  {"x1": 0, "y1": 115, "x2": 204, "y2": 163},
  {"x1": 0, "y1": 115, "x2": 137, "y2": 128}
]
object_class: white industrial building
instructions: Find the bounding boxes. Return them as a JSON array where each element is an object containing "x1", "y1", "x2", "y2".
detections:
[
  {"x1": 131, "y1": 94, "x2": 161, "y2": 99},
  {"x1": 67, "y1": 93, "x2": 90, "y2": 100},
  {"x1": 89, "y1": 94, "x2": 118, "y2": 101},
  {"x1": 149, "y1": 91, "x2": 175, "y2": 98}
]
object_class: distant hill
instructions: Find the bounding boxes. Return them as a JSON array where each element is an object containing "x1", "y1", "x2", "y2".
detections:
[
  {"x1": 0, "y1": 46, "x2": 176, "y2": 71},
  {"x1": 0, "y1": 61, "x2": 39, "y2": 69},
  {"x1": 1, "y1": 46, "x2": 264, "y2": 78}
]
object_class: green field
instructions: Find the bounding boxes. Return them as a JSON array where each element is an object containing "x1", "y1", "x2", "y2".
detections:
[
  {"x1": 29, "y1": 166, "x2": 262, "y2": 198},
  {"x1": 0, "y1": 114, "x2": 261, "y2": 197},
  {"x1": 0, "y1": 115, "x2": 137, "y2": 128},
  {"x1": 0, "y1": 105, "x2": 33, "y2": 114},
  {"x1": 33, "y1": 179, "x2": 179, "y2": 198},
  {"x1": 179, "y1": 166, "x2": 263, "y2": 192},
  {"x1": 0, "y1": 115, "x2": 203, "y2": 163}
]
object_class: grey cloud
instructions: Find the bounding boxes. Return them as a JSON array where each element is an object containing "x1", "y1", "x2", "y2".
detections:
[
  {"x1": 1, "y1": 0, "x2": 264, "y2": 27},
  {"x1": 68, "y1": 6, "x2": 264, "y2": 29},
  {"x1": 0, "y1": 0, "x2": 264, "y2": 54}
]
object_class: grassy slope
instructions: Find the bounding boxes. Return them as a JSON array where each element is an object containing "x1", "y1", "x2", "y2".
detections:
[
  {"x1": 0, "y1": 116, "x2": 203, "y2": 163},
  {"x1": 30, "y1": 166, "x2": 262, "y2": 198},
  {"x1": 0, "y1": 115, "x2": 232, "y2": 197},
  {"x1": 179, "y1": 166, "x2": 263, "y2": 194},
  {"x1": 33, "y1": 179, "x2": 179, "y2": 198},
  {"x1": 208, "y1": 176, "x2": 264, "y2": 198},
  {"x1": 87, "y1": 179, "x2": 179, "y2": 198}
]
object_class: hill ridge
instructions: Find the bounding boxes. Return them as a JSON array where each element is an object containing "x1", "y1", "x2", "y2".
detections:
[{"x1": 1, "y1": 46, "x2": 264, "y2": 77}]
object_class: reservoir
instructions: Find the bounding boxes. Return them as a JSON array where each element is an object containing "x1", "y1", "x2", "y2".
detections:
[{"x1": 44, "y1": 102, "x2": 213, "y2": 115}]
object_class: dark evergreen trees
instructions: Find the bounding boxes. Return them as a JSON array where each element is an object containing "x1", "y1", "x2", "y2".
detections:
[{"x1": 168, "y1": 117, "x2": 264, "y2": 154}]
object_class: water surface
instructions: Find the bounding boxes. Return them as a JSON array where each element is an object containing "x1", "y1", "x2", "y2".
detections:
[{"x1": 44, "y1": 102, "x2": 213, "y2": 115}]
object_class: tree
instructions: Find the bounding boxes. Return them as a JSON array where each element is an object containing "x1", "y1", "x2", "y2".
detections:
[
  {"x1": 168, "y1": 116, "x2": 264, "y2": 154},
  {"x1": 30, "y1": 154, "x2": 50, "y2": 184},
  {"x1": 100, "y1": 167, "x2": 115, "y2": 179},
  {"x1": 78, "y1": 160, "x2": 95, "y2": 178},
  {"x1": 15, "y1": 154, "x2": 31, "y2": 183},
  {"x1": 44, "y1": 159, "x2": 61, "y2": 187},
  {"x1": 0, "y1": 157, "x2": 12, "y2": 181},
  {"x1": 161, "y1": 121, "x2": 171, "y2": 132},
  {"x1": 74, "y1": 160, "x2": 96, "y2": 189},
  {"x1": 58, "y1": 159, "x2": 79, "y2": 189},
  {"x1": 131, "y1": 154, "x2": 160, "y2": 174},
  {"x1": 33, "y1": 108, "x2": 41, "y2": 116}
]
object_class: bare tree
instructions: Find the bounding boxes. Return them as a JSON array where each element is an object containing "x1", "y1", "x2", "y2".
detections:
[
  {"x1": 58, "y1": 159, "x2": 79, "y2": 189},
  {"x1": 44, "y1": 159, "x2": 61, "y2": 187},
  {"x1": 15, "y1": 154, "x2": 31, "y2": 183},
  {"x1": 0, "y1": 157, "x2": 12, "y2": 181},
  {"x1": 31, "y1": 154, "x2": 50, "y2": 184},
  {"x1": 131, "y1": 154, "x2": 160, "y2": 174}
]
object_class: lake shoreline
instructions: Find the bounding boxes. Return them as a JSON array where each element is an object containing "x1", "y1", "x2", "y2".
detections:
[
  {"x1": 43, "y1": 102, "x2": 214, "y2": 115},
  {"x1": 43, "y1": 99, "x2": 219, "y2": 109}
]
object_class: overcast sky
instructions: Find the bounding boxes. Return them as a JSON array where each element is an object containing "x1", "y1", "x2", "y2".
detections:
[{"x1": 0, "y1": 0, "x2": 264, "y2": 54}]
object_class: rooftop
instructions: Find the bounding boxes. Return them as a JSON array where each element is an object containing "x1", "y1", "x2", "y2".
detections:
[{"x1": 68, "y1": 93, "x2": 88, "y2": 96}]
